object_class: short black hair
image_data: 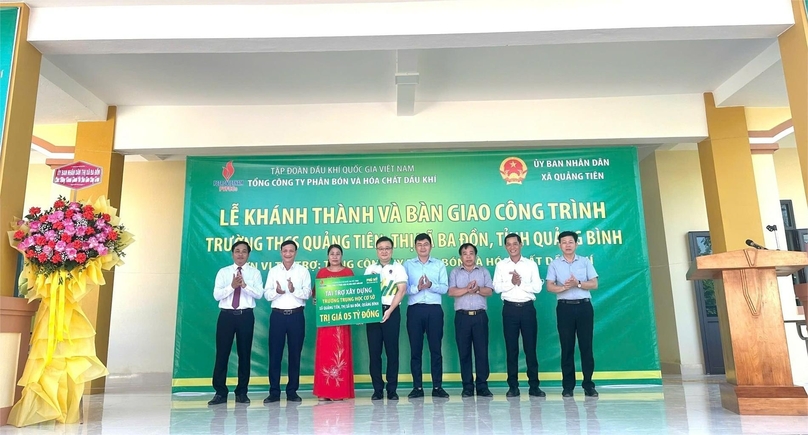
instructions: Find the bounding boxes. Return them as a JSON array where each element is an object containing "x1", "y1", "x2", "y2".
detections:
[
  {"x1": 458, "y1": 243, "x2": 477, "y2": 256},
  {"x1": 504, "y1": 233, "x2": 521, "y2": 244},
  {"x1": 558, "y1": 231, "x2": 578, "y2": 243},
  {"x1": 376, "y1": 236, "x2": 394, "y2": 247},
  {"x1": 327, "y1": 244, "x2": 344, "y2": 255},
  {"x1": 231, "y1": 240, "x2": 251, "y2": 253},
  {"x1": 281, "y1": 240, "x2": 298, "y2": 250},
  {"x1": 414, "y1": 233, "x2": 432, "y2": 244}
]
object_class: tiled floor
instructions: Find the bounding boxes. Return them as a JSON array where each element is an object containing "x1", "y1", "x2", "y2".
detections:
[{"x1": 2, "y1": 377, "x2": 807, "y2": 435}]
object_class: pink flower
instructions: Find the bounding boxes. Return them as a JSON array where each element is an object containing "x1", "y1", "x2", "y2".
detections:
[
  {"x1": 96, "y1": 246, "x2": 108, "y2": 256},
  {"x1": 55, "y1": 241, "x2": 67, "y2": 252},
  {"x1": 42, "y1": 246, "x2": 53, "y2": 255},
  {"x1": 63, "y1": 222, "x2": 76, "y2": 236},
  {"x1": 45, "y1": 230, "x2": 56, "y2": 239},
  {"x1": 29, "y1": 221, "x2": 41, "y2": 231},
  {"x1": 65, "y1": 247, "x2": 77, "y2": 259},
  {"x1": 18, "y1": 237, "x2": 34, "y2": 250}
]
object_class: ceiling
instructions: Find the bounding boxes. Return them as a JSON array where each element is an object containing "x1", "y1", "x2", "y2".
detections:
[
  {"x1": 4, "y1": 0, "x2": 797, "y2": 159},
  {"x1": 33, "y1": 38, "x2": 789, "y2": 124}
]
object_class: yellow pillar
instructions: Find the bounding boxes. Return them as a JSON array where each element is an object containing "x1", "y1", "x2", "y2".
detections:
[
  {"x1": 698, "y1": 92, "x2": 766, "y2": 385},
  {"x1": 779, "y1": 0, "x2": 808, "y2": 205},
  {"x1": 0, "y1": 4, "x2": 41, "y2": 297},
  {"x1": 698, "y1": 93, "x2": 765, "y2": 253},
  {"x1": 73, "y1": 107, "x2": 124, "y2": 394}
]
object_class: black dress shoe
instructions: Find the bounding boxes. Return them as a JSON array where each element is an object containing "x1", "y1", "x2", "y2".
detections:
[
  {"x1": 505, "y1": 388, "x2": 520, "y2": 397},
  {"x1": 371, "y1": 391, "x2": 384, "y2": 401},
  {"x1": 477, "y1": 388, "x2": 494, "y2": 397},
  {"x1": 207, "y1": 394, "x2": 227, "y2": 405},
  {"x1": 432, "y1": 387, "x2": 450, "y2": 398},
  {"x1": 562, "y1": 389, "x2": 574, "y2": 398},
  {"x1": 287, "y1": 393, "x2": 302, "y2": 402},
  {"x1": 387, "y1": 391, "x2": 399, "y2": 401},
  {"x1": 235, "y1": 394, "x2": 250, "y2": 404},
  {"x1": 408, "y1": 388, "x2": 424, "y2": 398},
  {"x1": 584, "y1": 388, "x2": 599, "y2": 397},
  {"x1": 529, "y1": 387, "x2": 546, "y2": 397},
  {"x1": 263, "y1": 395, "x2": 280, "y2": 404},
  {"x1": 461, "y1": 389, "x2": 474, "y2": 398}
]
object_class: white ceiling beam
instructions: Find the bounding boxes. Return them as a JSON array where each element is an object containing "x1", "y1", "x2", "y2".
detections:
[
  {"x1": 395, "y1": 50, "x2": 418, "y2": 117},
  {"x1": 713, "y1": 42, "x2": 782, "y2": 106},
  {"x1": 39, "y1": 57, "x2": 108, "y2": 119},
  {"x1": 26, "y1": 1, "x2": 795, "y2": 55}
]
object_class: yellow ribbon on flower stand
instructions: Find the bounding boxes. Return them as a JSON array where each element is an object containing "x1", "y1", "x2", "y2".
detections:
[{"x1": 7, "y1": 262, "x2": 110, "y2": 426}]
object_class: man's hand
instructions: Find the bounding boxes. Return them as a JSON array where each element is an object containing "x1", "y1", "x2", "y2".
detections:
[
  {"x1": 563, "y1": 274, "x2": 577, "y2": 290},
  {"x1": 381, "y1": 307, "x2": 393, "y2": 323},
  {"x1": 287, "y1": 278, "x2": 295, "y2": 293},
  {"x1": 510, "y1": 270, "x2": 521, "y2": 286},
  {"x1": 467, "y1": 279, "x2": 479, "y2": 294},
  {"x1": 231, "y1": 274, "x2": 243, "y2": 290},
  {"x1": 418, "y1": 275, "x2": 432, "y2": 291},
  {"x1": 275, "y1": 280, "x2": 286, "y2": 295}
]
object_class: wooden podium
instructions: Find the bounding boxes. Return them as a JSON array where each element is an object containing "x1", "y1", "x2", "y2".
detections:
[{"x1": 687, "y1": 249, "x2": 808, "y2": 415}]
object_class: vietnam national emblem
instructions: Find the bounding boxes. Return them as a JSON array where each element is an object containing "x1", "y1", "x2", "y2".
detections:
[{"x1": 499, "y1": 157, "x2": 528, "y2": 184}]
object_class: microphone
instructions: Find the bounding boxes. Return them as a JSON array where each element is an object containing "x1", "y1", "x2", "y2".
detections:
[{"x1": 745, "y1": 239, "x2": 768, "y2": 250}]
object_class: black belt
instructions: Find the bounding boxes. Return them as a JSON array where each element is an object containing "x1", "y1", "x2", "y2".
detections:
[
  {"x1": 558, "y1": 299, "x2": 590, "y2": 305},
  {"x1": 504, "y1": 300, "x2": 532, "y2": 308},
  {"x1": 272, "y1": 307, "x2": 304, "y2": 315},
  {"x1": 457, "y1": 309, "x2": 485, "y2": 316},
  {"x1": 221, "y1": 308, "x2": 252, "y2": 315}
]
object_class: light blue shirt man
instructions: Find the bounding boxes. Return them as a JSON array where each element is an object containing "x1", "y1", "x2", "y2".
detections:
[{"x1": 404, "y1": 256, "x2": 448, "y2": 305}]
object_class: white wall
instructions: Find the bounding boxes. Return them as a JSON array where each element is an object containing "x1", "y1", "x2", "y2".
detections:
[
  {"x1": 113, "y1": 95, "x2": 708, "y2": 154},
  {"x1": 105, "y1": 161, "x2": 186, "y2": 375}
]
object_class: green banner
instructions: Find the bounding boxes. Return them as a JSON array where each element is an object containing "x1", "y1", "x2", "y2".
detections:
[
  {"x1": 174, "y1": 147, "x2": 659, "y2": 391},
  {"x1": 0, "y1": 7, "x2": 19, "y2": 145},
  {"x1": 315, "y1": 275, "x2": 382, "y2": 327}
]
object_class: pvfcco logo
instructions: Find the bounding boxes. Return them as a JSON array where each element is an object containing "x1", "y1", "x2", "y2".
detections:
[{"x1": 212, "y1": 161, "x2": 244, "y2": 192}]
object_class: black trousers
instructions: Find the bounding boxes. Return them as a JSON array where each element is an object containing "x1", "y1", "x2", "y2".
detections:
[
  {"x1": 268, "y1": 309, "x2": 305, "y2": 396},
  {"x1": 502, "y1": 301, "x2": 539, "y2": 389},
  {"x1": 406, "y1": 304, "x2": 444, "y2": 389},
  {"x1": 454, "y1": 310, "x2": 490, "y2": 391},
  {"x1": 366, "y1": 305, "x2": 401, "y2": 394},
  {"x1": 212, "y1": 309, "x2": 254, "y2": 396},
  {"x1": 557, "y1": 300, "x2": 595, "y2": 390}
]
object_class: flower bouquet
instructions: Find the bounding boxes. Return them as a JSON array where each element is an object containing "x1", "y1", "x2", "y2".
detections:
[{"x1": 6, "y1": 195, "x2": 133, "y2": 427}]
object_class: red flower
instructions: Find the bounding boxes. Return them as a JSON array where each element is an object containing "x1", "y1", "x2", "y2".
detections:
[
  {"x1": 29, "y1": 207, "x2": 41, "y2": 215},
  {"x1": 13, "y1": 230, "x2": 24, "y2": 240},
  {"x1": 102, "y1": 213, "x2": 111, "y2": 222},
  {"x1": 54, "y1": 199, "x2": 65, "y2": 209},
  {"x1": 85, "y1": 227, "x2": 95, "y2": 235},
  {"x1": 109, "y1": 231, "x2": 119, "y2": 241},
  {"x1": 39, "y1": 215, "x2": 48, "y2": 223},
  {"x1": 25, "y1": 250, "x2": 35, "y2": 259},
  {"x1": 65, "y1": 210, "x2": 74, "y2": 219},
  {"x1": 34, "y1": 235, "x2": 46, "y2": 246},
  {"x1": 51, "y1": 253, "x2": 62, "y2": 264},
  {"x1": 37, "y1": 253, "x2": 47, "y2": 263},
  {"x1": 76, "y1": 253, "x2": 87, "y2": 263},
  {"x1": 83, "y1": 205, "x2": 94, "y2": 213},
  {"x1": 61, "y1": 233, "x2": 72, "y2": 243},
  {"x1": 83, "y1": 210, "x2": 94, "y2": 220},
  {"x1": 53, "y1": 221, "x2": 65, "y2": 230},
  {"x1": 72, "y1": 241, "x2": 82, "y2": 250},
  {"x1": 47, "y1": 240, "x2": 56, "y2": 249}
]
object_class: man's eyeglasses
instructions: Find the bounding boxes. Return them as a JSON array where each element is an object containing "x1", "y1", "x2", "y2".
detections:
[{"x1": 376, "y1": 247, "x2": 392, "y2": 251}]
